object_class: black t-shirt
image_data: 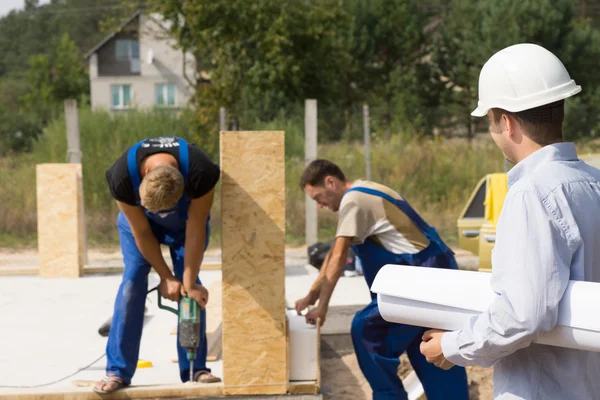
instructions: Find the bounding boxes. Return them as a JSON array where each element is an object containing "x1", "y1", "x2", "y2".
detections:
[{"x1": 105, "y1": 137, "x2": 220, "y2": 206}]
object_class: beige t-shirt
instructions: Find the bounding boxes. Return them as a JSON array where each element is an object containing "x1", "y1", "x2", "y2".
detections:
[{"x1": 335, "y1": 180, "x2": 429, "y2": 254}]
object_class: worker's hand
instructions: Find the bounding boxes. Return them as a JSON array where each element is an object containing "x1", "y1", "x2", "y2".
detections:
[
  {"x1": 159, "y1": 276, "x2": 183, "y2": 302},
  {"x1": 420, "y1": 329, "x2": 455, "y2": 370},
  {"x1": 183, "y1": 283, "x2": 209, "y2": 308},
  {"x1": 295, "y1": 291, "x2": 319, "y2": 316},
  {"x1": 305, "y1": 304, "x2": 327, "y2": 327}
]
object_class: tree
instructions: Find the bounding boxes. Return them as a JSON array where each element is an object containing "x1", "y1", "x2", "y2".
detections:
[
  {"x1": 140, "y1": 0, "x2": 348, "y2": 131},
  {"x1": 430, "y1": 0, "x2": 592, "y2": 139},
  {"x1": 341, "y1": 0, "x2": 442, "y2": 138},
  {"x1": 21, "y1": 34, "x2": 89, "y2": 124}
]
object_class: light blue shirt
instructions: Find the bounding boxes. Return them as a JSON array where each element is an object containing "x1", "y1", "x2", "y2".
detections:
[{"x1": 441, "y1": 143, "x2": 600, "y2": 399}]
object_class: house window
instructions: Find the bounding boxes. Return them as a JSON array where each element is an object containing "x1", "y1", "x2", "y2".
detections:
[
  {"x1": 115, "y1": 39, "x2": 140, "y2": 59},
  {"x1": 115, "y1": 39, "x2": 140, "y2": 73},
  {"x1": 111, "y1": 84, "x2": 132, "y2": 109},
  {"x1": 156, "y1": 83, "x2": 176, "y2": 106}
]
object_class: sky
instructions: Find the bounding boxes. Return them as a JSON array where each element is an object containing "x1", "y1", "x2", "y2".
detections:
[{"x1": 0, "y1": 0, "x2": 51, "y2": 18}]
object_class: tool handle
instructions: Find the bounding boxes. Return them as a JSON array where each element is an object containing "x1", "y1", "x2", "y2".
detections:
[{"x1": 149, "y1": 285, "x2": 178, "y2": 315}]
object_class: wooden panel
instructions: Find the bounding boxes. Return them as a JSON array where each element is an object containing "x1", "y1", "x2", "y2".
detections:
[
  {"x1": 288, "y1": 381, "x2": 320, "y2": 395},
  {"x1": 220, "y1": 131, "x2": 287, "y2": 396},
  {"x1": 0, "y1": 382, "x2": 223, "y2": 400},
  {"x1": 36, "y1": 164, "x2": 85, "y2": 278},
  {"x1": 0, "y1": 381, "x2": 320, "y2": 399}
]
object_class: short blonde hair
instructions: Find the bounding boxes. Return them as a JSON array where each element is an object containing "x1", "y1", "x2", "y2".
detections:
[{"x1": 139, "y1": 165, "x2": 184, "y2": 212}]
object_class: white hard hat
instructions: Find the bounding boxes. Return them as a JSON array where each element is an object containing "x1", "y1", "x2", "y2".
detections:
[{"x1": 471, "y1": 43, "x2": 582, "y2": 117}]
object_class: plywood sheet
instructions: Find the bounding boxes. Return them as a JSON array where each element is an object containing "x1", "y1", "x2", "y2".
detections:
[
  {"x1": 220, "y1": 131, "x2": 287, "y2": 396},
  {"x1": 36, "y1": 164, "x2": 85, "y2": 278},
  {"x1": 0, "y1": 382, "x2": 223, "y2": 400}
]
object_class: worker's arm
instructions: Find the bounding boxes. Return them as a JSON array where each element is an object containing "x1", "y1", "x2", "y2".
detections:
[
  {"x1": 182, "y1": 187, "x2": 215, "y2": 308},
  {"x1": 295, "y1": 249, "x2": 332, "y2": 315},
  {"x1": 117, "y1": 201, "x2": 181, "y2": 301},
  {"x1": 437, "y1": 189, "x2": 576, "y2": 368},
  {"x1": 305, "y1": 236, "x2": 351, "y2": 326}
]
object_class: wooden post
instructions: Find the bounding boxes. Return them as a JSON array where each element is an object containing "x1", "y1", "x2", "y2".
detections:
[
  {"x1": 65, "y1": 99, "x2": 82, "y2": 163},
  {"x1": 64, "y1": 99, "x2": 88, "y2": 265},
  {"x1": 304, "y1": 99, "x2": 318, "y2": 246},
  {"x1": 219, "y1": 107, "x2": 227, "y2": 131},
  {"x1": 220, "y1": 131, "x2": 288, "y2": 395},
  {"x1": 36, "y1": 164, "x2": 85, "y2": 278},
  {"x1": 363, "y1": 104, "x2": 372, "y2": 181}
]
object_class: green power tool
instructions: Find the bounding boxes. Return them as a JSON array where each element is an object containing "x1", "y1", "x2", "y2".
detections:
[{"x1": 157, "y1": 289, "x2": 202, "y2": 382}]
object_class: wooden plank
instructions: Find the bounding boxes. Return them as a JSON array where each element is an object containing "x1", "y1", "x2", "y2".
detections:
[
  {"x1": 0, "y1": 381, "x2": 318, "y2": 400},
  {"x1": 288, "y1": 381, "x2": 320, "y2": 395},
  {"x1": 0, "y1": 268, "x2": 38, "y2": 277},
  {"x1": 0, "y1": 382, "x2": 223, "y2": 400},
  {"x1": 36, "y1": 164, "x2": 85, "y2": 278},
  {"x1": 220, "y1": 131, "x2": 287, "y2": 396}
]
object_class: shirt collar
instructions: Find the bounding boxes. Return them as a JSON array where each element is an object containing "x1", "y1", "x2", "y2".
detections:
[{"x1": 507, "y1": 142, "x2": 578, "y2": 188}]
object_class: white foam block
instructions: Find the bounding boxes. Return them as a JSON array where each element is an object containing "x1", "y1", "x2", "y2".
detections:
[{"x1": 287, "y1": 310, "x2": 319, "y2": 381}]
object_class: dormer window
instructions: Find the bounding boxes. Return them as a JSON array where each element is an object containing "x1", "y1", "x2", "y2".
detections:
[{"x1": 115, "y1": 39, "x2": 140, "y2": 73}]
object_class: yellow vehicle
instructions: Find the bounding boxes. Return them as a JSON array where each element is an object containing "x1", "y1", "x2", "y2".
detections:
[
  {"x1": 458, "y1": 153, "x2": 600, "y2": 272},
  {"x1": 457, "y1": 173, "x2": 508, "y2": 271}
]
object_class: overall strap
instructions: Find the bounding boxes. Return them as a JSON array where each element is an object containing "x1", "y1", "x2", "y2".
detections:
[
  {"x1": 127, "y1": 140, "x2": 146, "y2": 203},
  {"x1": 176, "y1": 138, "x2": 190, "y2": 220},
  {"x1": 177, "y1": 137, "x2": 189, "y2": 183},
  {"x1": 345, "y1": 187, "x2": 433, "y2": 234}
]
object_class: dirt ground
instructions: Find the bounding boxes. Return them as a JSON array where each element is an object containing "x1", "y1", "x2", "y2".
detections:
[{"x1": 320, "y1": 335, "x2": 493, "y2": 400}]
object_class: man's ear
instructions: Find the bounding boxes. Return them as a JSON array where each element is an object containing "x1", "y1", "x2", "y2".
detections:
[
  {"x1": 324, "y1": 176, "x2": 334, "y2": 188},
  {"x1": 503, "y1": 113, "x2": 519, "y2": 140}
]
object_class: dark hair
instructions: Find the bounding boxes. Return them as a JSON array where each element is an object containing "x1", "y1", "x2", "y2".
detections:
[
  {"x1": 491, "y1": 100, "x2": 564, "y2": 146},
  {"x1": 300, "y1": 159, "x2": 346, "y2": 189}
]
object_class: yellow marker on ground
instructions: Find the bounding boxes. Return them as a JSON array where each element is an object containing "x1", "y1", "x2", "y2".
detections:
[{"x1": 137, "y1": 360, "x2": 153, "y2": 368}]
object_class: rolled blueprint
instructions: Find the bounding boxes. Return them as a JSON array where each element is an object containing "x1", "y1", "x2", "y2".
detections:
[{"x1": 371, "y1": 265, "x2": 600, "y2": 352}]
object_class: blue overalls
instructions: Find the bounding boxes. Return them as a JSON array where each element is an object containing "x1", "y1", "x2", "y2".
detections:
[
  {"x1": 346, "y1": 187, "x2": 469, "y2": 400},
  {"x1": 106, "y1": 137, "x2": 211, "y2": 384}
]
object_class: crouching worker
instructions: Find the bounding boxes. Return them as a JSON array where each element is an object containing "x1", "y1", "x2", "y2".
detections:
[
  {"x1": 94, "y1": 136, "x2": 221, "y2": 394},
  {"x1": 294, "y1": 159, "x2": 469, "y2": 400}
]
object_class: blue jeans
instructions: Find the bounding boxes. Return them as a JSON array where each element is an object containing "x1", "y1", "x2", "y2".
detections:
[{"x1": 105, "y1": 212, "x2": 210, "y2": 383}]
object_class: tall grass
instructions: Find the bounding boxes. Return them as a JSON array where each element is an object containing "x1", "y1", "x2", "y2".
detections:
[{"x1": 0, "y1": 107, "x2": 549, "y2": 249}]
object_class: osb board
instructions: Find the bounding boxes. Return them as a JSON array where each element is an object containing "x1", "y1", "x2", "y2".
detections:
[
  {"x1": 0, "y1": 381, "x2": 318, "y2": 400},
  {"x1": 36, "y1": 164, "x2": 85, "y2": 278},
  {"x1": 220, "y1": 131, "x2": 287, "y2": 396},
  {"x1": 288, "y1": 381, "x2": 320, "y2": 395},
  {"x1": 0, "y1": 268, "x2": 38, "y2": 276},
  {"x1": 0, "y1": 382, "x2": 223, "y2": 400}
]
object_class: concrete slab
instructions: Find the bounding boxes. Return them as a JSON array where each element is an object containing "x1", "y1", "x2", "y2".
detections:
[{"x1": 0, "y1": 250, "x2": 334, "y2": 397}]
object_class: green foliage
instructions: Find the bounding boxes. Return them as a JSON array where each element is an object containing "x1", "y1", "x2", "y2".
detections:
[
  {"x1": 20, "y1": 34, "x2": 89, "y2": 124},
  {"x1": 148, "y1": 0, "x2": 350, "y2": 130},
  {"x1": 0, "y1": 108, "x2": 508, "y2": 248},
  {"x1": 431, "y1": 0, "x2": 600, "y2": 138},
  {"x1": 0, "y1": 108, "x2": 43, "y2": 154}
]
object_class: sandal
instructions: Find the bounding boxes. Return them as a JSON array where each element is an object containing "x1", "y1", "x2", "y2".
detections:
[
  {"x1": 93, "y1": 374, "x2": 129, "y2": 394},
  {"x1": 193, "y1": 370, "x2": 222, "y2": 383}
]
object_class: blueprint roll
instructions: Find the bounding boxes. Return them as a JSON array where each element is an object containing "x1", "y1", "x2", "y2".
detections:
[{"x1": 370, "y1": 265, "x2": 600, "y2": 353}]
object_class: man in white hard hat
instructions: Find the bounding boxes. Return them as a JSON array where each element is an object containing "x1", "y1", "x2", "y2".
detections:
[{"x1": 420, "y1": 43, "x2": 600, "y2": 398}]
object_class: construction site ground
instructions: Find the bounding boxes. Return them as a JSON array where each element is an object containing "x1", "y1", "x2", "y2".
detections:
[{"x1": 0, "y1": 246, "x2": 492, "y2": 399}]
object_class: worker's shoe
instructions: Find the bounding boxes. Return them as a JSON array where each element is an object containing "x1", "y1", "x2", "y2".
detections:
[
  {"x1": 193, "y1": 370, "x2": 222, "y2": 383},
  {"x1": 93, "y1": 374, "x2": 129, "y2": 394}
]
